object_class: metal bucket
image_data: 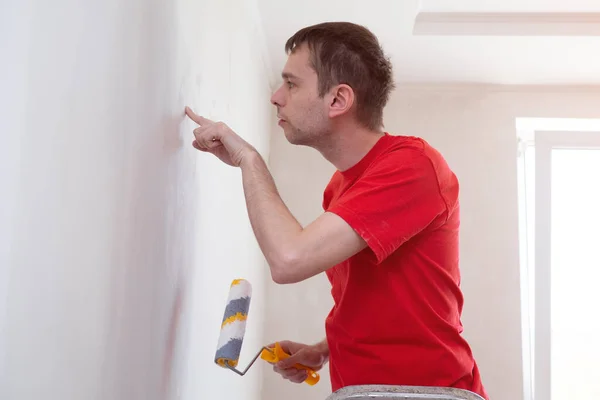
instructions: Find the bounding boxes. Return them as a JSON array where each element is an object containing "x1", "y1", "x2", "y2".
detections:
[{"x1": 325, "y1": 385, "x2": 485, "y2": 400}]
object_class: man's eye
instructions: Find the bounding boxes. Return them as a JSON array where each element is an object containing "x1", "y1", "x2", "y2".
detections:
[{"x1": 287, "y1": 81, "x2": 294, "y2": 89}]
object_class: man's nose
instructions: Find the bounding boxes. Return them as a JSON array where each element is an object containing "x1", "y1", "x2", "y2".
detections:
[{"x1": 270, "y1": 86, "x2": 284, "y2": 107}]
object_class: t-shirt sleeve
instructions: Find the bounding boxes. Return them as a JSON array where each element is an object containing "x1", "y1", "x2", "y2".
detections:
[{"x1": 327, "y1": 149, "x2": 449, "y2": 264}]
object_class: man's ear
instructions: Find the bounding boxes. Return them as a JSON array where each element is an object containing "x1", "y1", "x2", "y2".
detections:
[{"x1": 328, "y1": 84, "x2": 355, "y2": 119}]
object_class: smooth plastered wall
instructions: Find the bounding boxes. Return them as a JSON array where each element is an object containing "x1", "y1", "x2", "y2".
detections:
[
  {"x1": 264, "y1": 84, "x2": 600, "y2": 400},
  {"x1": 0, "y1": 1, "x2": 273, "y2": 399}
]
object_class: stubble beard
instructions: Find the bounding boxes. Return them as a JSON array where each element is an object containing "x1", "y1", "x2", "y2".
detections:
[{"x1": 285, "y1": 113, "x2": 331, "y2": 149}]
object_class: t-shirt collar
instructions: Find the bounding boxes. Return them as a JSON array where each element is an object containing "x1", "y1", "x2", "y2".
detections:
[{"x1": 339, "y1": 132, "x2": 391, "y2": 180}]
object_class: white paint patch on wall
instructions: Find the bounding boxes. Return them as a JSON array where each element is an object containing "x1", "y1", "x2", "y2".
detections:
[{"x1": 0, "y1": 0, "x2": 273, "y2": 399}]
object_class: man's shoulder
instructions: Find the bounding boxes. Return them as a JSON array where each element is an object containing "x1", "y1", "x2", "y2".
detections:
[
  {"x1": 369, "y1": 134, "x2": 459, "y2": 206},
  {"x1": 380, "y1": 134, "x2": 442, "y2": 156},
  {"x1": 375, "y1": 134, "x2": 454, "y2": 175},
  {"x1": 364, "y1": 135, "x2": 432, "y2": 171}
]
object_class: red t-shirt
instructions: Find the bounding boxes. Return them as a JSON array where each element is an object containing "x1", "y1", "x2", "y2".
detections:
[{"x1": 322, "y1": 133, "x2": 488, "y2": 399}]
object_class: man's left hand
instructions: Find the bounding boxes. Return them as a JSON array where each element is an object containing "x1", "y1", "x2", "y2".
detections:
[{"x1": 185, "y1": 106, "x2": 255, "y2": 167}]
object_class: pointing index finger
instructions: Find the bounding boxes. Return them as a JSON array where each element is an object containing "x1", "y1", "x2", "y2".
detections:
[{"x1": 185, "y1": 106, "x2": 211, "y2": 125}]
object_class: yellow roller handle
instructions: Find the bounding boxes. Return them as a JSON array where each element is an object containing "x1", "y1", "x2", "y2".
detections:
[{"x1": 260, "y1": 342, "x2": 320, "y2": 385}]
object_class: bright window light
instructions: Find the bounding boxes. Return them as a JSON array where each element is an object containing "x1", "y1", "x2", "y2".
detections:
[{"x1": 516, "y1": 118, "x2": 600, "y2": 400}]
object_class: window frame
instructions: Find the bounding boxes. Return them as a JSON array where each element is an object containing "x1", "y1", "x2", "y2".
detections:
[{"x1": 519, "y1": 129, "x2": 600, "y2": 400}]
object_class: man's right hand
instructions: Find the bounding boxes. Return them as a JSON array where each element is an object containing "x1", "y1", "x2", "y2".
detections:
[{"x1": 269, "y1": 340, "x2": 329, "y2": 384}]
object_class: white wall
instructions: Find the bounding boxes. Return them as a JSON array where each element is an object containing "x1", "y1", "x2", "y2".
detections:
[
  {"x1": 0, "y1": 1, "x2": 273, "y2": 399},
  {"x1": 265, "y1": 84, "x2": 600, "y2": 400},
  {"x1": 181, "y1": 1, "x2": 274, "y2": 400}
]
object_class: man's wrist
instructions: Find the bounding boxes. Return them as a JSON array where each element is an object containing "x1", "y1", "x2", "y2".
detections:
[
  {"x1": 315, "y1": 338, "x2": 329, "y2": 358},
  {"x1": 239, "y1": 147, "x2": 261, "y2": 169}
]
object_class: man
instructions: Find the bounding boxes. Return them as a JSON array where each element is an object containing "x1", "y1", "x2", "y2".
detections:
[{"x1": 186, "y1": 22, "x2": 488, "y2": 400}]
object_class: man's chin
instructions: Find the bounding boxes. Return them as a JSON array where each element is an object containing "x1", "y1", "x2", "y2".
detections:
[
  {"x1": 282, "y1": 126, "x2": 313, "y2": 146},
  {"x1": 282, "y1": 127, "x2": 297, "y2": 143},
  {"x1": 283, "y1": 130, "x2": 303, "y2": 146}
]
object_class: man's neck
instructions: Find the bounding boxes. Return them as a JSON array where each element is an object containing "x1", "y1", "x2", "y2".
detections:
[{"x1": 316, "y1": 125, "x2": 385, "y2": 172}]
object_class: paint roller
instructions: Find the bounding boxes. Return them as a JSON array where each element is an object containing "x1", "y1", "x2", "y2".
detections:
[{"x1": 214, "y1": 278, "x2": 320, "y2": 385}]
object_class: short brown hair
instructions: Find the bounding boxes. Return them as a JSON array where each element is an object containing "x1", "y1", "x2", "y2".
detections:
[{"x1": 285, "y1": 22, "x2": 395, "y2": 130}]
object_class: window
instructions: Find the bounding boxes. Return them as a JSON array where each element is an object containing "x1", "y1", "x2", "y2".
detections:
[{"x1": 516, "y1": 118, "x2": 600, "y2": 400}]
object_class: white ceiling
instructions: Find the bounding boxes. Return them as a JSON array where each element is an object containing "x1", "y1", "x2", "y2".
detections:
[{"x1": 256, "y1": 0, "x2": 600, "y2": 85}]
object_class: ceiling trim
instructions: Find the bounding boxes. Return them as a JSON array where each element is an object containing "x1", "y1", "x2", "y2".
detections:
[{"x1": 413, "y1": 12, "x2": 600, "y2": 36}]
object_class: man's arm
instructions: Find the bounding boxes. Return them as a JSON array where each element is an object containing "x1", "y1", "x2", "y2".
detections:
[
  {"x1": 240, "y1": 150, "x2": 367, "y2": 284},
  {"x1": 183, "y1": 107, "x2": 366, "y2": 282}
]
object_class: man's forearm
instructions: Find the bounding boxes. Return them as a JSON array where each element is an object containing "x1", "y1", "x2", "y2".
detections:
[{"x1": 240, "y1": 150, "x2": 303, "y2": 281}]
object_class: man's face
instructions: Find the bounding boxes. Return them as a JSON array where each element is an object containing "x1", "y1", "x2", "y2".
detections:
[{"x1": 270, "y1": 45, "x2": 331, "y2": 146}]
